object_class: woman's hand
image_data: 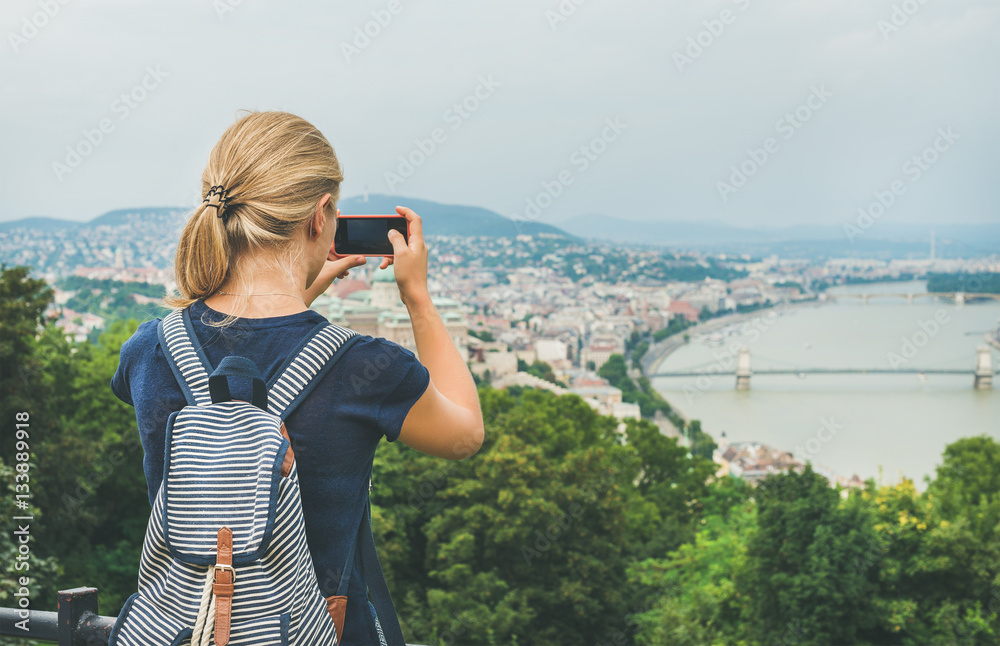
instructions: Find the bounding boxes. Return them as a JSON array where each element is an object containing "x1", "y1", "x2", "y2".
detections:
[
  {"x1": 304, "y1": 253, "x2": 366, "y2": 307},
  {"x1": 383, "y1": 206, "x2": 430, "y2": 307}
]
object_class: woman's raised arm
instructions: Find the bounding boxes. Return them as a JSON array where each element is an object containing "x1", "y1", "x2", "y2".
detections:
[{"x1": 385, "y1": 206, "x2": 484, "y2": 460}]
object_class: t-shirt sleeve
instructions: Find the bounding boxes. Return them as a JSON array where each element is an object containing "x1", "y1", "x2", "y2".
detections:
[
  {"x1": 111, "y1": 320, "x2": 160, "y2": 407},
  {"x1": 372, "y1": 339, "x2": 430, "y2": 443}
]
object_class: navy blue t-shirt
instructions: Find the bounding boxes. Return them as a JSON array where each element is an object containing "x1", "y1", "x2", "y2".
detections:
[{"x1": 111, "y1": 300, "x2": 429, "y2": 645}]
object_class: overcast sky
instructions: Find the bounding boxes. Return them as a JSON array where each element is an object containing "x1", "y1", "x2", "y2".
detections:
[{"x1": 2, "y1": 0, "x2": 997, "y2": 228}]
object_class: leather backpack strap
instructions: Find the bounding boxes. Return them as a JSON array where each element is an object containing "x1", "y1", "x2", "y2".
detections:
[{"x1": 213, "y1": 527, "x2": 235, "y2": 646}]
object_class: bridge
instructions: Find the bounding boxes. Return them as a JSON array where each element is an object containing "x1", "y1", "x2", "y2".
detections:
[
  {"x1": 655, "y1": 347, "x2": 996, "y2": 390},
  {"x1": 821, "y1": 291, "x2": 1000, "y2": 305}
]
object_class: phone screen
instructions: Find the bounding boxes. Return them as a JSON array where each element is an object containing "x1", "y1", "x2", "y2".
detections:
[{"x1": 334, "y1": 216, "x2": 408, "y2": 256}]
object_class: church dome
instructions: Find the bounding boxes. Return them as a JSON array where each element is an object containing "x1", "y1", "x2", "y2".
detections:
[{"x1": 372, "y1": 266, "x2": 396, "y2": 283}]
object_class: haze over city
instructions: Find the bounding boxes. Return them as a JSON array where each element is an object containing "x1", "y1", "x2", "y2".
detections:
[{"x1": 2, "y1": 0, "x2": 998, "y2": 227}]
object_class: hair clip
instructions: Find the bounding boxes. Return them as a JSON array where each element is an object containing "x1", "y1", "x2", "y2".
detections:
[{"x1": 204, "y1": 185, "x2": 230, "y2": 224}]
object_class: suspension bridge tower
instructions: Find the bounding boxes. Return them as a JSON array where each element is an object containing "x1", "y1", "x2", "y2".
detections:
[
  {"x1": 974, "y1": 346, "x2": 993, "y2": 390},
  {"x1": 735, "y1": 347, "x2": 751, "y2": 390}
]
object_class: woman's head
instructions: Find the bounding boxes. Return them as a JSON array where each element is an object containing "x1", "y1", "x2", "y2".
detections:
[{"x1": 168, "y1": 111, "x2": 342, "y2": 308}]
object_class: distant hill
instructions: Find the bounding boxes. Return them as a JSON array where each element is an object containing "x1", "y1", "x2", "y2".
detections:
[
  {"x1": 559, "y1": 213, "x2": 1000, "y2": 257},
  {"x1": 0, "y1": 216, "x2": 83, "y2": 233},
  {"x1": 338, "y1": 194, "x2": 572, "y2": 238},
  {"x1": 0, "y1": 207, "x2": 186, "y2": 233},
  {"x1": 0, "y1": 198, "x2": 571, "y2": 239},
  {"x1": 88, "y1": 207, "x2": 188, "y2": 228}
]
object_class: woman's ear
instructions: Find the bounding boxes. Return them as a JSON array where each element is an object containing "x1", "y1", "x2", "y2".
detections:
[{"x1": 311, "y1": 193, "x2": 334, "y2": 238}]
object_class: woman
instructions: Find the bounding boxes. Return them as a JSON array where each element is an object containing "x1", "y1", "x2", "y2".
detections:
[{"x1": 111, "y1": 111, "x2": 485, "y2": 644}]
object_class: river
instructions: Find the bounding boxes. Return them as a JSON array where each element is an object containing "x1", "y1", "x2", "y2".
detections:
[{"x1": 650, "y1": 281, "x2": 1000, "y2": 488}]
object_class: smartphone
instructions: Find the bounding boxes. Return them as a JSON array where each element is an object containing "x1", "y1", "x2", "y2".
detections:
[{"x1": 332, "y1": 214, "x2": 409, "y2": 257}]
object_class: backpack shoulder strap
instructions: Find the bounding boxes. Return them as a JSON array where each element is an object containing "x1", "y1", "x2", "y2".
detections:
[
  {"x1": 267, "y1": 319, "x2": 361, "y2": 419},
  {"x1": 157, "y1": 308, "x2": 213, "y2": 406},
  {"x1": 332, "y1": 489, "x2": 405, "y2": 646},
  {"x1": 357, "y1": 497, "x2": 406, "y2": 646}
]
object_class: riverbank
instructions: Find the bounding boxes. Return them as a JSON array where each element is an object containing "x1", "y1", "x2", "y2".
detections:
[
  {"x1": 642, "y1": 284, "x2": 1000, "y2": 489},
  {"x1": 637, "y1": 297, "x2": 859, "y2": 487},
  {"x1": 641, "y1": 298, "x2": 822, "y2": 377}
]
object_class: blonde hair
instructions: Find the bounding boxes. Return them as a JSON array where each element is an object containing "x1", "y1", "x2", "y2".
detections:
[{"x1": 167, "y1": 111, "x2": 342, "y2": 309}]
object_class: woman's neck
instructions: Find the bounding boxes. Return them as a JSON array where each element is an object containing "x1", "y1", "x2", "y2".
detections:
[{"x1": 204, "y1": 269, "x2": 309, "y2": 319}]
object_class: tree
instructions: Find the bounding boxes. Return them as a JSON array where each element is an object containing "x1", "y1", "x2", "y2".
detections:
[
  {"x1": 1, "y1": 265, "x2": 54, "y2": 459},
  {"x1": 685, "y1": 420, "x2": 718, "y2": 461},
  {"x1": 741, "y1": 465, "x2": 879, "y2": 644},
  {"x1": 468, "y1": 328, "x2": 495, "y2": 342},
  {"x1": 371, "y1": 386, "x2": 718, "y2": 646},
  {"x1": 622, "y1": 418, "x2": 717, "y2": 559},
  {"x1": 629, "y1": 480, "x2": 754, "y2": 646},
  {"x1": 28, "y1": 320, "x2": 147, "y2": 612},
  {"x1": 927, "y1": 435, "x2": 1000, "y2": 538}
]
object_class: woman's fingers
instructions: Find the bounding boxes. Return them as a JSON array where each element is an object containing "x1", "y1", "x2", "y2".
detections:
[{"x1": 395, "y1": 206, "x2": 423, "y2": 248}]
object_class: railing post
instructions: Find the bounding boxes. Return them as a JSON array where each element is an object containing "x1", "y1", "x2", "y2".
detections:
[{"x1": 57, "y1": 587, "x2": 108, "y2": 646}]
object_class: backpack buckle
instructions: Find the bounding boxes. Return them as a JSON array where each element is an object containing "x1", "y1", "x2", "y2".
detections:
[{"x1": 213, "y1": 564, "x2": 236, "y2": 583}]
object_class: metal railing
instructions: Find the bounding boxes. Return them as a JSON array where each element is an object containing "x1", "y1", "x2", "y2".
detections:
[
  {"x1": 0, "y1": 588, "x2": 427, "y2": 645},
  {"x1": 1, "y1": 587, "x2": 112, "y2": 645}
]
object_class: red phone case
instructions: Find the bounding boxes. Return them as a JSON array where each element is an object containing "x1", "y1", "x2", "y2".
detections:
[{"x1": 331, "y1": 214, "x2": 411, "y2": 258}]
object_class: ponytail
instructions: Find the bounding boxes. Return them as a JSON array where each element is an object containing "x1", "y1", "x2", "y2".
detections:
[
  {"x1": 167, "y1": 201, "x2": 231, "y2": 308},
  {"x1": 167, "y1": 111, "x2": 343, "y2": 310}
]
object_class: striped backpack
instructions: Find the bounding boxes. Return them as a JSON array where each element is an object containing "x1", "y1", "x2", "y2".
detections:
[{"x1": 109, "y1": 308, "x2": 406, "y2": 646}]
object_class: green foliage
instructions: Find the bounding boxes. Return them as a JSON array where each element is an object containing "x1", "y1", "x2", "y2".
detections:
[
  {"x1": 685, "y1": 420, "x2": 718, "y2": 461},
  {"x1": 0, "y1": 458, "x2": 63, "y2": 616},
  {"x1": 5, "y1": 264, "x2": 998, "y2": 645},
  {"x1": 54, "y1": 276, "x2": 168, "y2": 341},
  {"x1": 742, "y1": 465, "x2": 879, "y2": 644},
  {"x1": 599, "y1": 354, "x2": 679, "y2": 421},
  {"x1": 652, "y1": 316, "x2": 694, "y2": 342},
  {"x1": 629, "y1": 480, "x2": 754, "y2": 646},
  {"x1": 468, "y1": 328, "x2": 495, "y2": 342},
  {"x1": 1, "y1": 265, "x2": 54, "y2": 459},
  {"x1": 926, "y1": 272, "x2": 1000, "y2": 294},
  {"x1": 631, "y1": 340, "x2": 649, "y2": 369},
  {"x1": 1, "y1": 267, "x2": 147, "y2": 613},
  {"x1": 633, "y1": 441, "x2": 1000, "y2": 645},
  {"x1": 517, "y1": 357, "x2": 565, "y2": 387},
  {"x1": 371, "y1": 386, "x2": 714, "y2": 646}
]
